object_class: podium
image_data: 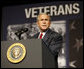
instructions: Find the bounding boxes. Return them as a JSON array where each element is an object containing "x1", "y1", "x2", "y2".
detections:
[{"x1": 1, "y1": 39, "x2": 56, "y2": 68}]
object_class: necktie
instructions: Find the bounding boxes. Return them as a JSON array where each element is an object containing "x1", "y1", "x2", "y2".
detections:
[{"x1": 39, "y1": 33, "x2": 43, "y2": 39}]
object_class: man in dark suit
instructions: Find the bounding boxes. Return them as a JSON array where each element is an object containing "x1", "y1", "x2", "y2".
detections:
[{"x1": 33, "y1": 13, "x2": 63, "y2": 68}]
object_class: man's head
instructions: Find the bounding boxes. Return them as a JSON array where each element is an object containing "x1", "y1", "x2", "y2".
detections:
[{"x1": 37, "y1": 13, "x2": 51, "y2": 32}]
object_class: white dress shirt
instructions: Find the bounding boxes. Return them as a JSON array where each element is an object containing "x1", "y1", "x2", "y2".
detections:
[{"x1": 38, "y1": 32, "x2": 46, "y2": 39}]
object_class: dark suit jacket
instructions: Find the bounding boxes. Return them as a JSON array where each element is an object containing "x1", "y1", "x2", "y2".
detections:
[
  {"x1": 32, "y1": 28, "x2": 63, "y2": 68},
  {"x1": 32, "y1": 28, "x2": 63, "y2": 55}
]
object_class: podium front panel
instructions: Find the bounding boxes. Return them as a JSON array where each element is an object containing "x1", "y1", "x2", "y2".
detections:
[{"x1": 1, "y1": 39, "x2": 42, "y2": 68}]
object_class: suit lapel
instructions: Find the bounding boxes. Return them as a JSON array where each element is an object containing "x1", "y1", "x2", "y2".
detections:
[
  {"x1": 43, "y1": 29, "x2": 52, "y2": 44},
  {"x1": 33, "y1": 29, "x2": 53, "y2": 43}
]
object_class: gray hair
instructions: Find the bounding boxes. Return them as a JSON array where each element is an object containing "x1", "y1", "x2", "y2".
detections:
[{"x1": 37, "y1": 13, "x2": 51, "y2": 21}]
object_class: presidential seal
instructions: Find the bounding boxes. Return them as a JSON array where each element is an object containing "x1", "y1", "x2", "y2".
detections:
[{"x1": 7, "y1": 43, "x2": 26, "y2": 63}]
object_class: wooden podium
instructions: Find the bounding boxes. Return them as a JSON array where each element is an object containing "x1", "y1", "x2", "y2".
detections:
[{"x1": 1, "y1": 39, "x2": 56, "y2": 68}]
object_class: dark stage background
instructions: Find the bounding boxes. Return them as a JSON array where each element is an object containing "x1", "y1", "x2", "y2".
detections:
[{"x1": 1, "y1": 0, "x2": 83, "y2": 68}]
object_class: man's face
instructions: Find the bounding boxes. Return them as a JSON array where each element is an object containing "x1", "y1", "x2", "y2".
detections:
[{"x1": 37, "y1": 14, "x2": 51, "y2": 32}]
